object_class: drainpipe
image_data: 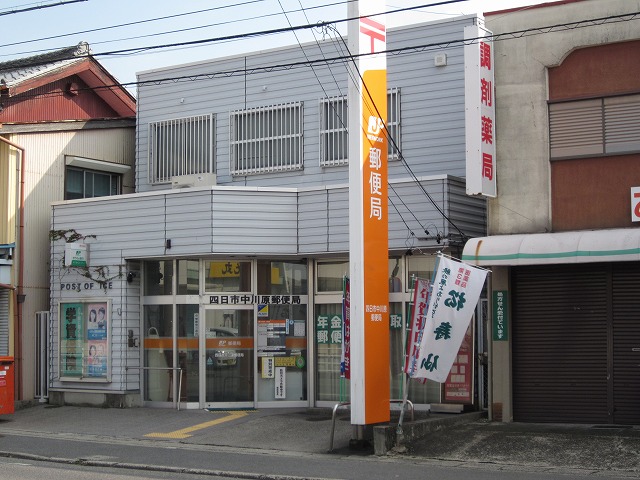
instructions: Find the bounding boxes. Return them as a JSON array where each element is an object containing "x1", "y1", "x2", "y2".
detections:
[{"x1": 1, "y1": 136, "x2": 25, "y2": 400}]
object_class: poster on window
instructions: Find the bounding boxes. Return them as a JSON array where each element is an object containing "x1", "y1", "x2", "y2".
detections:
[
  {"x1": 59, "y1": 300, "x2": 110, "y2": 381},
  {"x1": 444, "y1": 324, "x2": 473, "y2": 403}
]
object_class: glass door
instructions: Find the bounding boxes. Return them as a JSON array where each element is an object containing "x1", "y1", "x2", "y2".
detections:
[{"x1": 203, "y1": 307, "x2": 254, "y2": 407}]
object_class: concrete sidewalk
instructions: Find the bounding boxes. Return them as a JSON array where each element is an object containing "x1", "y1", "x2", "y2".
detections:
[{"x1": 0, "y1": 404, "x2": 639, "y2": 476}]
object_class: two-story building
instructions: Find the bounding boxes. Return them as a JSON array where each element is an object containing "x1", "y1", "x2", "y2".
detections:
[
  {"x1": 463, "y1": 0, "x2": 640, "y2": 424},
  {"x1": 48, "y1": 15, "x2": 487, "y2": 410},
  {"x1": 0, "y1": 42, "x2": 135, "y2": 404}
]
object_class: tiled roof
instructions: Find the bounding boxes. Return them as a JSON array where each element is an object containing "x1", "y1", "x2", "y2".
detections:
[{"x1": 0, "y1": 42, "x2": 91, "y2": 88}]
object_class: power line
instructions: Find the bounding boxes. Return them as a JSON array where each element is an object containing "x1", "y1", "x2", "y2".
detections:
[
  {"x1": 0, "y1": 0, "x2": 86, "y2": 17},
  {"x1": 7, "y1": 11, "x2": 639, "y2": 99},
  {"x1": 0, "y1": 1, "x2": 466, "y2": 66},
  {"x1": 0, "y1": 0, "x2": 269, "y2": 50},
  {"x1": 5, "y1": 7, "x2": 637, "y2": 241}
]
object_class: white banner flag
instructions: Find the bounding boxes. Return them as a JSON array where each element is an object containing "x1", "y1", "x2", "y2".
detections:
[{"x1": 412, "y1": 255, "x2": 487, "y2": 382}]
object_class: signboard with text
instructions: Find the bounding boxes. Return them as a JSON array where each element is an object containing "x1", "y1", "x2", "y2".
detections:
[
  {"x1": 632, "y1": 187, "x2": 640, "y2": 222},
  {"x1": 465, "y1": 21, "x2": 497, "y2": 197},
  {"x1": 348, "y1": 0, "x2": 390, "y2": 425}
]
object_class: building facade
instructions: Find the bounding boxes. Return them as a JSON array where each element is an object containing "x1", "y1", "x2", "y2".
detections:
[
  {"x1": 463, "y1": 0, "x2": 640, "y2": 424},
  {"x1": 49, "y1": 16, "x2": 487, "y2": 409},
  {"x1": 0, "y1": 43, "x2": 136, "y2": 403}
]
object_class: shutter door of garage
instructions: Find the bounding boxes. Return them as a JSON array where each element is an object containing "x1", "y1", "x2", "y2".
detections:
[
  {"x1": 512, "y1": 264, "x2": 609, "y2": 423},
  {"x1": 612, "y1": 262, "x2": 640, "y2": 424}
]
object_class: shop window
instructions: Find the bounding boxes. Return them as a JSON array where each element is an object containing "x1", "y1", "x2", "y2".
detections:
[
  {"x1": 316, "y1": 260, "x2": 348, "y2": 293},
  {"x1": 204, "y1": 260, "x2": 251, "y2": 292},
  {"x1": 315, "y1": 303, "x2": 347, "y2": 402},
  {"x1": 389, "y1": 257, "x2": 403, "y2": 293},
  {"x1": 144, "y1": 260, "x2": 173, "y2": 296},
  {"x1": 64, "y1": 166, "x2": 120, "y2": 200},
  {"x1": 178, "y1": 304, "x2": 199, "y2": 402},
  {"x1": 257, "y1": 303, "x2": 308, "y2": 402},
  {"x1": 230, "y1": 102, "x2": 303, "y2": 175},
  {"x1": 59, "y1": 300, "x2": 110, "y2": 381},
  {"x1": 406, "y1": 255, "x2": 437, "y2": 291},
  {"x1": 177, "y1": 259, "x2": 199, "y2": 295},
  {"x1": 149, "y1": 114, "x2": 215, "y2": 184},
  {"x1": 389, "y1": 302, "x2": 405, "y2": 399},
  {"x1": 257, "y1": 260, "x2": 308, "y2": 295},
  {"x1": 144, "y1": 304, "x2": 173, "y2": 402}
]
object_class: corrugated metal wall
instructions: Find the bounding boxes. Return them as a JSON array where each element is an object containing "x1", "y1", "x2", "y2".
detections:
[
  {"x1": 1, "y1": 76, "x2": 119, "y2": 123},
  {"x1": 136, "y1": 15, "x2": 473, "y2": 193},
  {"x1": 0, "y1": 142, "x2": 18, "y2": 244}
]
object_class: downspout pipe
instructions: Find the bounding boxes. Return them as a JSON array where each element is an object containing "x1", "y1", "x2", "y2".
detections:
[{"x1": 0, "y1": 136, "x2": 25, "y2": 401}]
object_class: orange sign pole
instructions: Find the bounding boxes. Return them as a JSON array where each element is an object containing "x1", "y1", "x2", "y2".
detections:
[{"x1": 348, "y1": 1, "x2": 389, "y2": 426}]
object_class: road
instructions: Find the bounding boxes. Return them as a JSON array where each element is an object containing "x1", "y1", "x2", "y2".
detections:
[{"x1": 0, "y1": 428, "x2": 636, "y2": 480}]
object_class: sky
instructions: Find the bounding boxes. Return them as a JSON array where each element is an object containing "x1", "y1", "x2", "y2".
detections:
[{"x1": 0, "y1": 0, "x2": 549, "y2": 94}]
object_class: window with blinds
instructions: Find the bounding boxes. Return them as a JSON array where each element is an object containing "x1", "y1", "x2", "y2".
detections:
[
  {"x1": 549, "y1": 94, "x2": 640, "y2": 159},
  {"x1": 230, "y1": 102, "x2": 303, "y2": 175},
  {"x1": 319, "y1": 88, "x2": 401, "y2": 167},
  {"x1": 149, "y1": 114, "x2": 215, "y2": 183}
]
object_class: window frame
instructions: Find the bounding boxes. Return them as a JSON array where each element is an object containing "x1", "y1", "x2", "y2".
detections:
[
  {"x1": 549, "y1": 93, "x2": 640, "y2": 160},
  {"x1": 229, "y1": 102, "x2": 304, "y2": 176},
  {"x1": 64, "y1": 166, "x2": 121, "y2": 200},
  {"x1": 148, "y1": 113, "x2": 215, "y2": 184},
  {"x1": 318, "y1": 88, "x2": 401, "y2": 167}
]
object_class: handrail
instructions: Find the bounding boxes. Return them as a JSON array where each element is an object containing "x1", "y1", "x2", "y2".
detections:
[
  {"x1": 125, "y1": 366, "x2": 183, "y2": 411},
  {"x1": 328, "y1": 399, "x2": 414, "y2": 452}
]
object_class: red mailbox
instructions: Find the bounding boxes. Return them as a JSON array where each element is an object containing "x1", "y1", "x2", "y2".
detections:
[{"x1": 0, "y1": 356, "x2": 15, "y2": 415}]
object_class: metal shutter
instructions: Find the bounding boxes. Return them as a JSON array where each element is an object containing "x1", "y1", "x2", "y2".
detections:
[
  {"x1": 612, "y1": 262, "x2": 640, "y2": 424},
  {"x1": 512, "y1": 264, "x2": 609, "y2": 423}
]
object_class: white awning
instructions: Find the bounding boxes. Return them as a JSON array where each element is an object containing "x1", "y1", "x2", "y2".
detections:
[{"x1": 462, "y1": 228, "x2": 640, "y2": 266}]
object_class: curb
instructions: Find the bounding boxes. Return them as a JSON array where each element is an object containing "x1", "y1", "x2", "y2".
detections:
[
  {"x1": 373, "y1": 411, "x2": 484, "y2": 455},
  {"x1": 0, "y1": 450, "x2": 325, "y2": 480}
]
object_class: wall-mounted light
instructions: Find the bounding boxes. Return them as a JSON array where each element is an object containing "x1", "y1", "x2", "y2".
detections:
[
  {"x1": 165, "y1": 239, "x2": 172, "y2": 249},
  {"x1": 128, "y1": 330, "x2": 139, "y2": 348},
  {"x1": 126, "y1": 272, "x2": 136, "y2": 284}
]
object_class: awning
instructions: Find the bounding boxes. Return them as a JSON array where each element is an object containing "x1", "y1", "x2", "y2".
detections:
[{"x1": 462, "y1": 228, "x2": 640, "y2": 266}]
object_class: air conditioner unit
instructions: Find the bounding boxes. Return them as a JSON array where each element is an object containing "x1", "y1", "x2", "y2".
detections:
[{"x1": 171, "y1": 173, "x2": 217, "y2": 189}]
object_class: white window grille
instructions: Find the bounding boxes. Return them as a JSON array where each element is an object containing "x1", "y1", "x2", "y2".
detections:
[
  {"x1": 320, "y1": 96, "x2": 348, "y2": 166},
  {"x1": 387, "y1": 87, "x2": 401, "y2": 160},
  {"x1": 230, "y1": 102, "x2": 303, "y2": 175},
  {"x1": 319, "y1": 88, "x2": 401, "y2": 166},
  {"x1": 149, "y1": 114, "x2": 214, "y2": 184}
]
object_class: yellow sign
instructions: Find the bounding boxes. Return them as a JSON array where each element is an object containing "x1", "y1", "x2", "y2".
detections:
[
  {"x1": 274, "y1": 356, "x2": 296, "y2": 367},
  {"x1": 208, "y1": 262, "x2": 240, "y2": 278}
]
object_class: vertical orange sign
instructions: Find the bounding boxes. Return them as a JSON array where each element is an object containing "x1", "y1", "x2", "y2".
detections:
[{"x1": 348, "y1": 2, "x2": 389, "y2": 426}]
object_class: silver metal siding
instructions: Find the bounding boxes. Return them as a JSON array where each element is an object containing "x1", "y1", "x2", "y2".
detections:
[
  {"x1": 211, "y1": 190, "x2": 298, "y2": 254},
  {"x1": 298, "y1": 190, "x2": 329, "y2": 254},
  {"x1": 136, "y1": 16, "x2": 476, "y2": 192},
  {"x1": 165, "y1": 191, "x2": 214, "y2": 256}
]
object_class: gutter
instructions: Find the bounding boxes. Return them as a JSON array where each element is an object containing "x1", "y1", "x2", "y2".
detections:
[{"x1": 0, "y1": 136, "x2": 25, "y2": 400}]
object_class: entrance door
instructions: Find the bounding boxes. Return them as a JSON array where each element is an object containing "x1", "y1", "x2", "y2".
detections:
[{"x1": 203, "y1": 307, "x2": 254, "y2": 407}]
